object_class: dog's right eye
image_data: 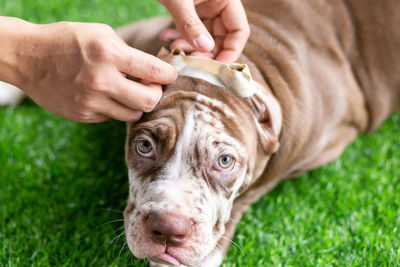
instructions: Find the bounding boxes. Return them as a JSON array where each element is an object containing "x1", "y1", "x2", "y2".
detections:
[
  {"x1": 213, "y1": 154, "x2": 236, "y2": 172},
  {"x1": 136, "y1": 139, "x2": 153, "y2": 157}
]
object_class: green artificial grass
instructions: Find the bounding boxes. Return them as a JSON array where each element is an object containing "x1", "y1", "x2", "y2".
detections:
[{"x1": 1, "y1": 0, "x2": 399, "y2": 266}]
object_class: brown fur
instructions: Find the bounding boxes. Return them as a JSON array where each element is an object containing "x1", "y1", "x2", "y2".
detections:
[{"x1": 119, "y1": 0, "x2": 400, "y2": 262}]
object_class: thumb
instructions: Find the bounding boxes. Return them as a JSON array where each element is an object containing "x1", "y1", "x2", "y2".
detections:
[{"x1": 159, "y1": 0, "x2": 215, "y2": 52}]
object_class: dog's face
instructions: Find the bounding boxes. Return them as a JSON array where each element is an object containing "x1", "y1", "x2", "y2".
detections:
[{"x1": 124, "y1": 77, "x2": 279, "y2": 266}]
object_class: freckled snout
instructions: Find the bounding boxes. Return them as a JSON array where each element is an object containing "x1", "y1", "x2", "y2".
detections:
[{"x1": 146, "y1": 212, "x2": 192, "y2": 247}]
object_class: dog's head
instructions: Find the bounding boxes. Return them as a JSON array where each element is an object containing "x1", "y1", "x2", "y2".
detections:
[{"x1": 124, "y1": 76, "x2": 281, "y2": 266}]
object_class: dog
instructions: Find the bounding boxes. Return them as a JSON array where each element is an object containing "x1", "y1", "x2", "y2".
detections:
[
  {"x1": 117, "y1": 0, "x2": 400, "y2": 266},
  {"x1": 1, "y1": 0, "x2": 399, "y2": 266}
]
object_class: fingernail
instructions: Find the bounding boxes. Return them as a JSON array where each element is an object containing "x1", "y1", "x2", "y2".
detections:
[{"x1": 194, "y1": 35, "x2": 215, "y2": 51}]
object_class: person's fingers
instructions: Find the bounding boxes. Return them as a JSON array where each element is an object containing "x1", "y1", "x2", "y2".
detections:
[
  {"x1": 202, "y1": 18, "x2": 214, "y2": 36},
  {"x1": 107, "y1": 71, "x2": 163, "y2": 112},
  {"x1": 212, "y1": 36, "x2": 224, "y2": 55},
  {"x1": 95, "y1": 97, "x2": 143, "y2": 122},
  {"x1": 159, "y1": 28, "x2": 181, "y2": 42},
  {"x1": 215, "y1": 29, "x2": 249, "y2": 63},
  {"x1": 117, "y1": 45, "x2": 176, "y2": 84},
  {"x1": 84, "y1": 115, "x2": 110, "y2": 123},
  {"x1": 196, "y1": 0, "x2": 250, "y2": 63},
  {"x1": 170, "y1": 39, "x2": 196, "y2": 52},
  {"x1": 84, "y1": 92, "x2": 143, "y2": 122},
  {"x1": 190, "y1": 51, "x2": 215, "y2": 58},
  {"x1": 214, "y1": 50, "x2": 239, "y2": 63},
  {"x1": 220, "y1": 0, "x2": 250, "y2": 31},
  {"x1": 195, "y1": 0, "x2": 227, "y2": 19},
  {"x1": 159, "y1": 0, "x2": 215, "y2": 52},
  {"x1": 70, "y1": 111, "x2": 110, "y2": 123},
  {"x1": 91, "y1": 115, "x2": 111, "y2": 123},
  {"x1": 218, "y1": 0, "x2": 250, "y2": 62},
  {"x1": 213, "y1": 17, "x2": 227, "y2": 37}
]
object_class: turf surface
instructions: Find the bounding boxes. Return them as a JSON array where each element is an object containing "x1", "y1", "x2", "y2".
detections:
[{"x1": 1, "y1": 0, "x2": 399, "y2": 266}]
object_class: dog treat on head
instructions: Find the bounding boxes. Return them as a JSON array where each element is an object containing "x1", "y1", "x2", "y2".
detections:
[{"x1": 157, "y1": 47, "x2": 256, "y2": 98}]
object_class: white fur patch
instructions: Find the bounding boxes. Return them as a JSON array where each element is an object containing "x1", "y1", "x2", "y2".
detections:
[
  {"x1": 172, "y1": 109, "x2": 196, "y2": 175},
  {"x1": 198, "y1": 250, "x2": 224, "y2": 267}
]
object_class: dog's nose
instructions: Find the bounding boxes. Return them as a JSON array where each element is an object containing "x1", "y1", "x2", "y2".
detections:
[{"x1": 146, "y1": 211, "x2": 191, "y2": 246}]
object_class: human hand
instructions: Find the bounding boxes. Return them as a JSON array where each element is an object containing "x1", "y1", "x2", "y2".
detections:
[
  {"x1": 12, "y1": 21, "x2": 176, "y2": 123},
  {"x1": 158, "y1": 0, "x2": 250, "y2": 63}
]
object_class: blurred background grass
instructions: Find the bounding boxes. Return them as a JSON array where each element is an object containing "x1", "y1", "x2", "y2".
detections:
[{"x1": 0, "y1": 0, "x2": 399, "y2": 266}]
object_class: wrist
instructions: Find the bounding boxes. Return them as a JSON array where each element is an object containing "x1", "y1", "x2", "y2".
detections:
[{"x1": 0, "y1": 16, "x2": 39, "y2": 88}]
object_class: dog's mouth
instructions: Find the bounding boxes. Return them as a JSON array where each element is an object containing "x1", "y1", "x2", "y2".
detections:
[
  {"x1": 124, "y1": 205, "x2": 212, "y2": 266},
  {"x1": 150, "y1": 252, "x2": 181, "y2": 266},
  {"x1": 125, "y1": 209, "x2": 218, "y2": 267}
]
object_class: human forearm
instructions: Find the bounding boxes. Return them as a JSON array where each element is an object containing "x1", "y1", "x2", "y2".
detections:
[{"x1": 0, "y1": 16, "x2": 36, "y2": 86}]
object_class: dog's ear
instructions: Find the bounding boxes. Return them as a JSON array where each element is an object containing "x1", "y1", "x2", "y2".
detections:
[{"x1": 247, "y1": 82, "x2": 282, "y2": 154}]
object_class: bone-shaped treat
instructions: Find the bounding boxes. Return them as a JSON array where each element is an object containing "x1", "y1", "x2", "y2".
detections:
[{"x1": 157, "y1": 47, "x2": 256, "y2": 98}]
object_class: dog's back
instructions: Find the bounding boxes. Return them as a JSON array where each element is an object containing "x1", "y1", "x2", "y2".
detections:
[
  {"x1": 243, "y1": 0, "x2": 400, "y2": 131},
  {"x1": 233, "y1": 0, "x2": 400, "y2": 188},
  {"x1": 339, "y1": 0, "x2": 400, "y2": 129}
]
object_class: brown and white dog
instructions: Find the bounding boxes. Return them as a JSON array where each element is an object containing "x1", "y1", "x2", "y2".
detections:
[
  {"x1": 1, "y1": 1, "x2": 399, "y2": 266},
  {"x1": 118, "y1": 0, "x2": 400, "y2": 266}
]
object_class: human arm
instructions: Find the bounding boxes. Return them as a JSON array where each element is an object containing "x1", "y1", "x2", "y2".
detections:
[{"x1": 0, "y1": 16, "x2": 176, "y2": 123}]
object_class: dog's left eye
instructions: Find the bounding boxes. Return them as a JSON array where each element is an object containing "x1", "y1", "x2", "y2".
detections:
[
  {"x1": 136, "y1": 139, "x2": 153, "y2": 157},
  {"x1": 214, "y1": 155, "x2": 235, "y2": 171}
]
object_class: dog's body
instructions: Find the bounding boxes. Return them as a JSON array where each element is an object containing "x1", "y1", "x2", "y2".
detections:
[
  {"x1": 1, "y1": 0, "x2": 399, "y2": 266},
  {"x1": 119, "y1": 1, "x2": 400, "y2": 266}
]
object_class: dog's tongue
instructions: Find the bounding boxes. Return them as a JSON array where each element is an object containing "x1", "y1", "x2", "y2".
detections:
[{"x1": 157, "y1": 253, "x2": 181, "y2": 266}]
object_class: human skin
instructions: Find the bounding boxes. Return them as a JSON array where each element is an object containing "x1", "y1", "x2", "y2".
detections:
[
  {"x1": 0, "y1": 16, "x2": 176, "y2": 123},
  {"x1": 160, "y1": 0, "x2": 250, "y2": 63}
]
